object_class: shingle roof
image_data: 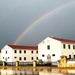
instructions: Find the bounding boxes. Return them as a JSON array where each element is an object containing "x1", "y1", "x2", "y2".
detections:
[
  {"x1": 8, "y1": 45, "x2": 38, "y2": 50},
  {"x1": 50, "y1": 36, "x2": 75, "y2": 43}
]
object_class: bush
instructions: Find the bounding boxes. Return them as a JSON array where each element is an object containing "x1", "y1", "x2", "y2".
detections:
[{"x1": 38, "y1": 59, "x2": 43, "y2": 63}]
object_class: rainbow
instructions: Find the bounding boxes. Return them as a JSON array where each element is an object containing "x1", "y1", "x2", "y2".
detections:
[{"x1": 13, "y1": 1, "x2": 75, "y2": 45}]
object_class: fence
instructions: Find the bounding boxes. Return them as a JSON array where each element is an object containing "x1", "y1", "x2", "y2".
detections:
[
  {"x1": 6, "y1": 62, "x2": 33, "y2": 66},
  {"x1": 19, "y1": 62, "x2": 33, "y2": 66},
  {"x1": 0, "y1": 61, "x2": 52, "y2": 66},
  {"x1": 6, "y1": 62, "x2": 16, "y2": 66}
]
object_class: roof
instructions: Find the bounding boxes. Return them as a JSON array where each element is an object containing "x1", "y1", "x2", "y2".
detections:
[
  {"x1": 8, "y1": 45, "x2": 38, "y2": 50},
  {"x1": 50, "y1": 36, "x2": 75, "y2": 43}
]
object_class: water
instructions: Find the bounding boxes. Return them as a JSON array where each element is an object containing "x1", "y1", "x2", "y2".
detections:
[{"x1": 0, "y1": 67, "x2": 75, "y2": 75}]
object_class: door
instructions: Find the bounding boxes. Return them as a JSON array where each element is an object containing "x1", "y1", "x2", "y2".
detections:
[{"x1": 47, "y1": 54, "x2": 51, "y2": 62}]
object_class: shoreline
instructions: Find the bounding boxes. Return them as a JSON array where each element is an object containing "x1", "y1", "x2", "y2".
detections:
[{"x1": 0, "y1": 66, "x2": 75, "y2": 70}]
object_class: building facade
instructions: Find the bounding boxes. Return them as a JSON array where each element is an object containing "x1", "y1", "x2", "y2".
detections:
[
  {"x1": 1, "y1": 45, "x2": 38, "y2": 62},
  {"x1": 1, "y1": 36, "x2": 75, "y2": 63},
  {"x1": 38, "y1": 36, "x2": 75, "y2": 62}
]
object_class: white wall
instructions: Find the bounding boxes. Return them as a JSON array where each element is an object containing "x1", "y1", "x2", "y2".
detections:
[
  {"x1": 38, "y1": 37, "x2": 61, "y2": 62},
  {"x1": 67, "y1": 61, "x2": 75, "y2": 64},
  {"x1": 1, "y1": 45, "x2": 13, "y2": 62},
  {"x1": 61, "y1": 43, "x2": 75, "y2": 58},
  {"x1": 12, "y1": 49, "x2": 38, "y2": 62}
]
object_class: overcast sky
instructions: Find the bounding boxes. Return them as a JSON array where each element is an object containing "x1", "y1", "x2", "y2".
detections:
[{"x1": 0, "y1": 0, "x2": 75, "y2": 49}]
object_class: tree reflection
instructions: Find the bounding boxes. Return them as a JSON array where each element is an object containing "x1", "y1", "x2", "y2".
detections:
[
  {"x1": 58, "y1": 69, "x2": 68, "y2": 74},
  {"x1": 47, "y1": 68, "x2": 52, "y2": 72}
]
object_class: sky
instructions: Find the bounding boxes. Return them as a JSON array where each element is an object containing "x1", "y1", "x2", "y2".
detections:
[{"x1": 0, "y1": 0, "x2": 75, "y2": 49}]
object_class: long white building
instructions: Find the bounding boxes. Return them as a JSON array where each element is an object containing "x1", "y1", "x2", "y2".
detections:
[
  {"x1": 1, "y1": 45, "x2": 38, "y2": 62},
  {"x1": 1, "y1": 36, "x2": 75, "y2": 63},
  {"x1": 38, "y1": 36, "x2": 75, "y2": 62}
]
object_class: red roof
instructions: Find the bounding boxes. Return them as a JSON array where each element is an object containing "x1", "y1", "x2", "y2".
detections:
[
  {"x1": 50, "y1": 36, "x2": 75, "y2": 43},
  {"x1": 8, "y1": 45, "x2": 38, "y2": 50}
]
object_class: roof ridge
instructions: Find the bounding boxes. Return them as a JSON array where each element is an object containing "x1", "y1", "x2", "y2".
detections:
[
  {"x1": 50, "y1": 36, "x2": 75, "y2": 43},
  {"x1": 8, "y1": 44, "x2": 37, "y2": 46},
  {"x1": 8, "y1": 45, "x2": 38, "y2": 50}
]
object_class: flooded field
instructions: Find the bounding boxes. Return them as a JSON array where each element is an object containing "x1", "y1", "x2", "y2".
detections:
[{"x1": 0, "y1": 67, "x2": 75, "y2": 75}]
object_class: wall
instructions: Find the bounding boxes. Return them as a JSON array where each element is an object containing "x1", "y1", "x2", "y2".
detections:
[
  {"x1": 38, "y1": 37, "x2": 61, "y2": 62},
  {"x1": 12, "y1": 49, "x2": 38, "y2": 62},
  {"x1": 1, "y1": 45, "x2": 13, "y2": 62},
  {"x1": 61, "y1": 43, "x2": 75, "y2": 58}
]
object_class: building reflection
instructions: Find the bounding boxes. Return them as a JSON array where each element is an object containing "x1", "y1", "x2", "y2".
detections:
[
  {"x1": 47, "y1": 68, "x2": 52, "y2": 72},
  {"x1": 0, "y1": 68, "x2": 52, "y2": 75},
  {"x1": 0, "y1": 68, "x2": 62, "y2": 75},
  {"x1": 38, "y1": 68, "x2": 52, "y2": 75},
  {"x1": 0, "y1": 68, "x2": 40, "y2": 75},
  {"x1": 0, "y1": 68, "x2": 75, "y2": 75},
  {"x1": 58, "y1": 68, "x2": 75, "y2": 74},
  {"x1": 58, "y1": 69, "x2": 68, "y2": 74}
]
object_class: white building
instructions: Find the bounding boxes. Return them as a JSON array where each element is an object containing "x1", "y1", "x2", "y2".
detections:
[
  {"x1": 38, "y1": 36, "x2": 75, "y2": 62},
  {"x1": 0, "y1": 50, "x2": 1, "y2": 60},
  {"x1": 1, "y1": 45, "x2": 38, "y2": 62}
]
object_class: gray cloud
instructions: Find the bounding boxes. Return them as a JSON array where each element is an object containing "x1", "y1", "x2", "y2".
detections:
[{"x1": 0, "y1": 0, "x2": 75, "y2": 49}]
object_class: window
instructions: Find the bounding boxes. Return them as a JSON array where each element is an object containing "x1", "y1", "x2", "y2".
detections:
[
  {"x1": 19, "y1": 57, "x2": 22, "y2": 60},
  {"x1": 31, "y1": 51, "x2": 33, "y2": 53},
  {"x1": 14, "y1": 50, "x2": 17, "y2": 53},
  {"x1": 47, "y1": 45, "x2": 50, "y2": 50},
  {"x1": 73, "y1": 45, "x2": 75, "y2": 49},
  {"x1": 69, "y1": 55, "x2": 71, "y2": 58},
  {"x1": 74, "y1": 55, "x2": 75, "y2": 58},
  {"x1": 63, "y1": 44, "x2": 66, "y2": 49},
  {"x1": 24, "y1": 57, "x2": 26, "y2": 60},
  {"x1": 52, "y1": 54, "x2": 55, "y2": 56},
  {"x1": 31, "y1": 57, "x2": 33, "y2": 60},
  {"x1": 6, "y1": 51, "x2": 7, "y2": 54},
  {"x1": 42, "y1": 54, "x2": 45, "y2": 57},
  {"x1": 68, "y1": 45, "x2": 70, "y2": 49},
  {"x1": 19, "y1": 50, "x2": 21, "y2": 53},
  {"x1": 36, "y1": 51, "x2": 38, "y2": 54},
  {"x1": 36, "y1": 57, "x2": 38, "y2": 60},
  {"x1": 24, "y1": 50, "x2": 26, "y2": 53},
  {"x1": 14, "y1": 57, "x2": 17, "y2": 58}
]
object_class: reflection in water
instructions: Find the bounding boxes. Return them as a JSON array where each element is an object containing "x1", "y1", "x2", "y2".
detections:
[
  {"x1": 0, "y1": 68, "x2": 75, "y2": 75},
  {"x1": 58, "y1": 69, "x2": 75, "y2": 75},
  {"x1": 47, "y1": 68, "x2": 52, "y2": 72},
  {"x1": 58, "y1": 69, "x2": 68, "y2": 74}
]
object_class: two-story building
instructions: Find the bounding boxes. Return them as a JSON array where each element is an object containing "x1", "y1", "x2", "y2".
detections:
[
  {"x1": 1, "y1": 45, "x2": 38, "y2": 62},
  {"x1": 38, "y1": 36, "x2": 75, "y2": 63},
  {"x1": 1, "y1": 36, "x2": 75, "y2": 64}
]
